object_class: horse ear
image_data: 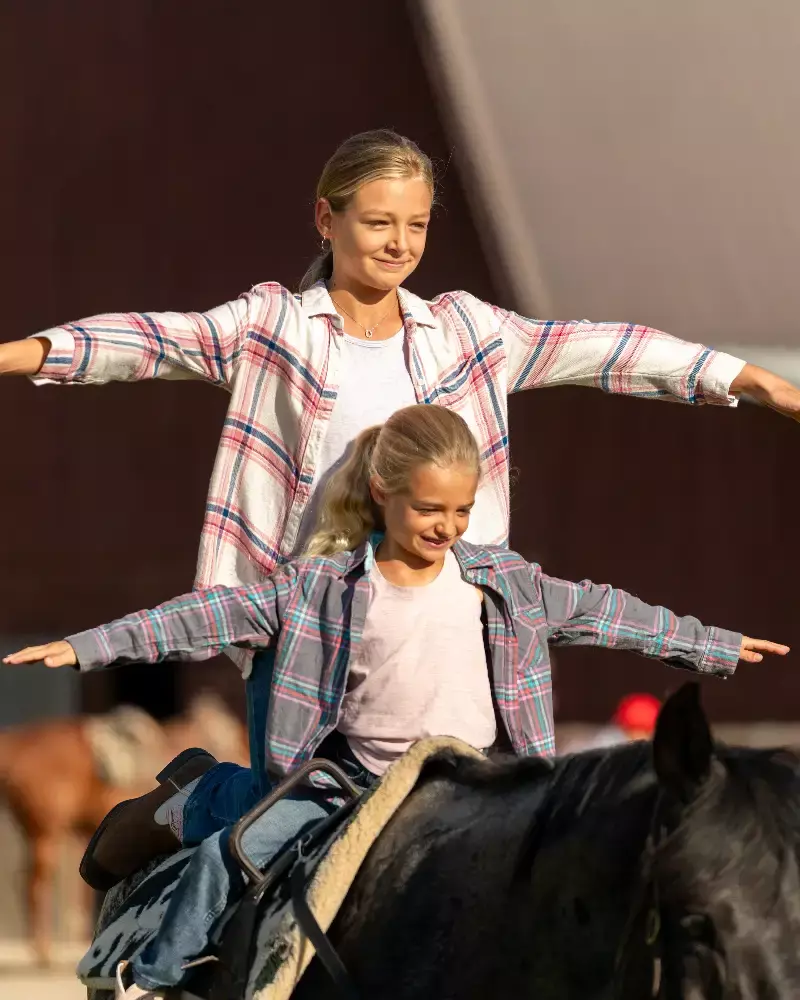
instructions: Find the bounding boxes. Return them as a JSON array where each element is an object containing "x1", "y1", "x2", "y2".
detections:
[{"x1": 652, "y1": 683, "x2": 714, "y2": 804}]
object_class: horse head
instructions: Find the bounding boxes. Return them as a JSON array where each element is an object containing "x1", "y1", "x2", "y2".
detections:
[{"x1": 625, "y1": 682, "x2": 800, "y2": 999}]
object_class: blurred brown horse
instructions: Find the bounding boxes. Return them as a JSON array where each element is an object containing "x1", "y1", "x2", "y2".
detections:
[{"x1": 0, "y1": 693, "x2": 247, "y2": 965}]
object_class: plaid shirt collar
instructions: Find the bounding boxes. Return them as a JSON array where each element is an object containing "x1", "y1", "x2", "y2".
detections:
[
  {"x1": 299, "y1": 281, "x2": 438, "y2": 329},
  {"x1": 334, "y1": 531, "x2": 503, "y2": 583}
]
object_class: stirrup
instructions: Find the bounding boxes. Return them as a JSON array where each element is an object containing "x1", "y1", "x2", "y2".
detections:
[{"x1": 228, "y1": 758, "x2": 361, "y2": 883}]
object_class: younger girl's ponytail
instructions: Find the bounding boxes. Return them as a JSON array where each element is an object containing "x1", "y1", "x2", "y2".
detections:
[
  {"x1": 304, "y1": 425, "x2": 382, "y2": 556},
  {"x1": 304, "y1": 405, "x2": 481, "y2": 557}
]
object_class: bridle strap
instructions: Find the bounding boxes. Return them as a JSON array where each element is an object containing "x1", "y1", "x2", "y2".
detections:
[
  {"x1": 613, "y1": 798, "x2": 668, "y2": 999},
  {"x1": 613, "y1": 871, "x2": 664, "y2": 997}
]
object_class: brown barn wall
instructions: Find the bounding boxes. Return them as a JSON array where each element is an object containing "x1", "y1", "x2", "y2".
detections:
[{"x1": 0, "y1": 1, "x2": 793, "y2": 723}]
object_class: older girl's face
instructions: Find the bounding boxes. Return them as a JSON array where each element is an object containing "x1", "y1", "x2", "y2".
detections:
[{"x1": 317, "y1": 176, "x2": 432, "y2": 293}]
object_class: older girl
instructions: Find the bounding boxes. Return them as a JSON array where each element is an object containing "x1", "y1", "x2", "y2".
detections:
[
  {"x1": 6, "y1": 404, "x2": 788, "y2": 997},
  {"x1": 0, "y1": 130, "x2": 797, "y2": 604}
]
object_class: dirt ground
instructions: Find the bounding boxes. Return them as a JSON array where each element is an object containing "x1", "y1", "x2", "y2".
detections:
[{"x1": 0, "y1": 942, "x2": 86, "y2": 999}]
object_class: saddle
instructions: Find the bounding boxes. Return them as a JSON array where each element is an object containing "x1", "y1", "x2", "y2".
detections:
[
  {"x1": 80, "y1": 737, "x2": 487, "y2": 1000},
  {"x1": 194, "y1": 759, "x2": 363, "y2": 1000}
]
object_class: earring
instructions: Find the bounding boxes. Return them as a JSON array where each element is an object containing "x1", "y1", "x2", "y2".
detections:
[{"x1": 320, "y1": 235, "x2": 331, "y2": 252}]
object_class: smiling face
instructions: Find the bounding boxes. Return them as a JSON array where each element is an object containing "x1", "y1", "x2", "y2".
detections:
[
  {"x1": 317, "y1": 176, "x2": 433, "y2": 293},
  {"x1": 371, "y1": 460, "x2": 478, "y2": 568}
]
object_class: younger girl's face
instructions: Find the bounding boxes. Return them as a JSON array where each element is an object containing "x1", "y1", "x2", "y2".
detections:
[
  {"x1": 318, "y1": 176, "x2": 432, "y2": 293},
  {"x1": 371, "y1": 462, "x2": 479, "y2": 566}
]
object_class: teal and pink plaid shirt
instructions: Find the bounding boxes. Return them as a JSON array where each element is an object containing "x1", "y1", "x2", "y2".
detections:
[
  {"x1": 35, "y1": 281, "x2": 745, "y2": 675},
  {"x1": 67, "y1": 538, "x2": 742, "y2": 783}
]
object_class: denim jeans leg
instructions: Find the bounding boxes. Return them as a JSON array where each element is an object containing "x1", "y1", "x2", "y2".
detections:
[
  {"x1": 132, "y1": 790, "x2": 335, "y2": 990},
  {"x1": 181, "y1": 763, "x2": 262, "y2": 845}
]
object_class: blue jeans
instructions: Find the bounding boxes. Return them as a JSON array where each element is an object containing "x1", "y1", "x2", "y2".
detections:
[
  {"x1": 133, "y1": 651, "x2": 375, "y2": 989},
  {"x1": 133, "y1": 782, "x2": 335, "y2": 988}
]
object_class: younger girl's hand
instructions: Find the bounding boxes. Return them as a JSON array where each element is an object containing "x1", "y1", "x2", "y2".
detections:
[
  {"x1": 740, "y1": 636, "x2": 791, "y2": 664},
  {"x1": 3, "y1": 641, "x2": 77, "y2": 668}
]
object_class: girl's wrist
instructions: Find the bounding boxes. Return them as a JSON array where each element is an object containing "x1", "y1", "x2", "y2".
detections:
[
  {"x1": 730, "y1": 363, "x2": 800, "y2": 418},
  {"x1": 0, "y1": 338, "x2": 49, "y2": 377}
]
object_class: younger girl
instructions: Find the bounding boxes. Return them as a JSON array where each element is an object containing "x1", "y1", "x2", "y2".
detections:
[{"x1": 5, "y1": 405, "x2": 789, "y2": 997}]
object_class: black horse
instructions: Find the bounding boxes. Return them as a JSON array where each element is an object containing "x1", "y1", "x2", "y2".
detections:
[
  {"x1": 87, "y1": 684, "x2": 800, "y2": 999},
  {"x1": 295, "y1": 684, "x2": 800, "y2": 999}
]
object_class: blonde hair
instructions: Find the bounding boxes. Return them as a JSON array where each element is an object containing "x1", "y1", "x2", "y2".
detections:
[
  {"x1": 305, "y1": 405, "x2": 480, "y2": 557},
  {"x1": 298, "y1": 129, "x2": 435, "y2": 293}
]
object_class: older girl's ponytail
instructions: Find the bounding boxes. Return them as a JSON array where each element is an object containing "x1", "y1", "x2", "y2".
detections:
[{"x1": 298, "y1": 248, "x2": 334, "y2": 294}]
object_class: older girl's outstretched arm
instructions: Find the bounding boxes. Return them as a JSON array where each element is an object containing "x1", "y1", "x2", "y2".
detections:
[
  {"x1": 0, "y1": 286, "x2": 270, "y2": 387},
  {"x1": 491, "y1": 296, "x2": 800, "y2": 419}
]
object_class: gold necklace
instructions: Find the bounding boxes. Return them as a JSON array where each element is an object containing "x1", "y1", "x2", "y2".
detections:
[{"x1": 331, "y1": 294, "x2": 398, "y2": 340}]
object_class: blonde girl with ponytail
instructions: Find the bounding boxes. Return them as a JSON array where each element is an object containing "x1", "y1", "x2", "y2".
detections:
[
  {"x1": 0, "y1": 125, "x2": 788, "y2": 674},
  {"x1": 305, "y1": 403, "x2": 480, "y2": 559},
  {"x1": 6, "y1": 404, "x2": 788, "y2": 995},
  {"x1": 0, "y1": 128, "x2": 792, "y2": 989}
]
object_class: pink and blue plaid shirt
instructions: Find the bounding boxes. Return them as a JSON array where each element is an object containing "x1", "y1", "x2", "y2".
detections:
[
  {"x1": 35, "y1": 281, "x2": 744, "y2": 674},
  {"x1": 67, "y1": 538, "x2": 742, "y2": 784}
]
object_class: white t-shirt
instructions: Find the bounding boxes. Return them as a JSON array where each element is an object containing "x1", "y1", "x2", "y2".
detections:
[
  {"x1": 295, "y1": 329, "x2": 416, "y2": 551},
  {"x1": 338, "y1": 550, "x2": 497, "y2": 775}
]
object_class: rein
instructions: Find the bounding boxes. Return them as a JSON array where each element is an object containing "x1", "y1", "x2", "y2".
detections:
[{"x1": 613, "y1": 794, "x2": 669, "y2": 999}]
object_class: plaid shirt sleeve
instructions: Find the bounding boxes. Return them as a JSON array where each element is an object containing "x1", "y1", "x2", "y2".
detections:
[
  {"x1": 31, "y1": 289, "x2": 258, "y2": 389},
  {"x1": 66, "y1": 566, "x2": 298, "y2": 671},
  {"x1": 535, "y1": 568, "x2": 742, "y2": 676},
  {"x1": 493, "y1": 305, "x2": 746, "y2": 405}
]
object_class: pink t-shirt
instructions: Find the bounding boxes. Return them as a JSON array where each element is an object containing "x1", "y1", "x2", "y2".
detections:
[{"x1": 338, "y1": 550, "x2": 497, "y2": 775}]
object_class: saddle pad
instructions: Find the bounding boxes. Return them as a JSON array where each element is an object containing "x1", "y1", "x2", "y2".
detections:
[
  {"x1": 78, "y1": 736, "x2": 486, "y2": 998},
  {"x1": 78, "y1": 848, "x2": 195, "y2": 988},
  {"x1": 248, "y1": 736, "x2": 484, "y2": 1000}
]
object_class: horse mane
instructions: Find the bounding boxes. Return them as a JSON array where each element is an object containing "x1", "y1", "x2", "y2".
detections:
[
  {"x1": 711, "y1": 745, "x2": 800, "y2": 834},
  {"x1": 427, "y1": 740, "x2": 653, "y2": 795},
  {"x1": 657, "y1": 744, "x2": 800, "y2": 884},
  {"x1": 425, "y1": 740, "x2": 800, "y2": 896},
  {"x1": 520, "y1": 740, "x2": 800, "y2": 854},
  {"x1": 434, "y1": 750, "x2": 555, "y2": 791}
]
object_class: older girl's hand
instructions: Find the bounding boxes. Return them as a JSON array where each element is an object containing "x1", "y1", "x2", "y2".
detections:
[
  {"x1": 730, "y1": 363, "x2": 800, "y2": 421},
  {"x1": 3, "y1": 641, "x2": 77, "y2": 668},
  {"x1": 740, "y1": 636, "x2": 791, "y2": 664}
]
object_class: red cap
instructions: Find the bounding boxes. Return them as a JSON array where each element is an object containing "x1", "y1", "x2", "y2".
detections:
[{"x1": 613, "y1": 693, "x2": 661, "y2": 735}]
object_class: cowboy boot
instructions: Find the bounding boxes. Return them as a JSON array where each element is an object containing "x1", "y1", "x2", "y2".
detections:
[{"x1": 81, "y1": 747, "x2": 218, "y2": 891}]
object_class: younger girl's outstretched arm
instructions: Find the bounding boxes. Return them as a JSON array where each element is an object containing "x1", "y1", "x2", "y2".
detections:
[
  {"x1": 3, "y1": 565, "x2": 299, "y2": 671},
  {"x1": 534, "y1": 567, "x2": 789, "y2": 676}
]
